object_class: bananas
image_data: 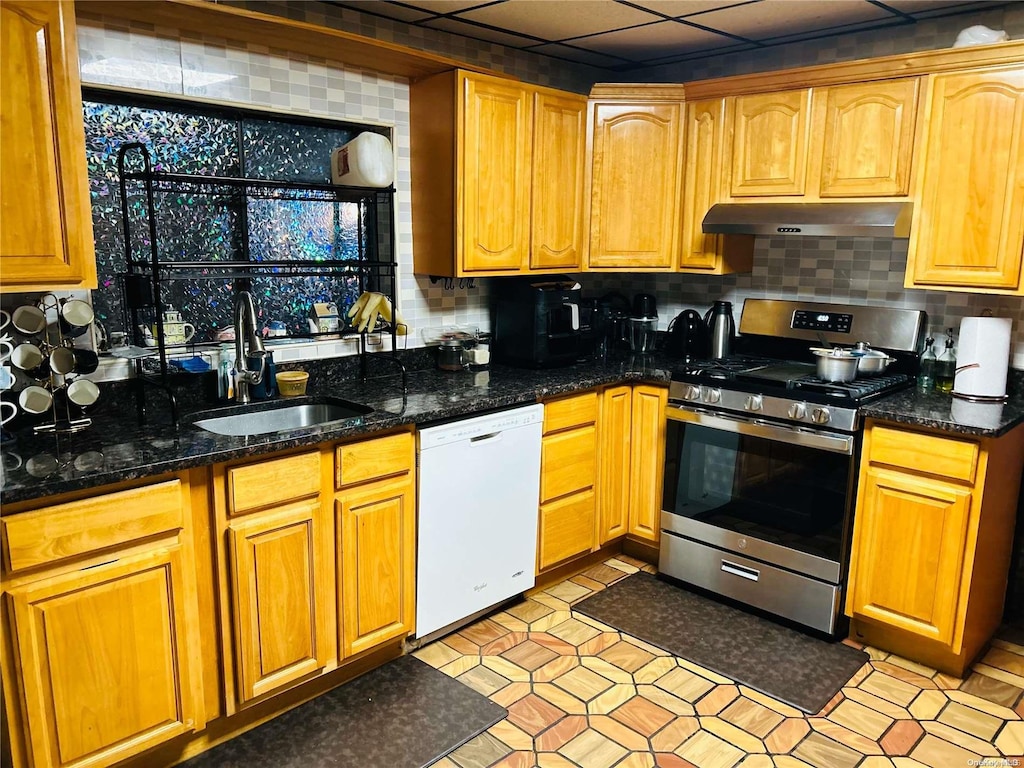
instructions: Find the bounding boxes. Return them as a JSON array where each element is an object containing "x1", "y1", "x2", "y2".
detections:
[{"x1": 347, "y1": 292, "x2": 406, "y2": 335}]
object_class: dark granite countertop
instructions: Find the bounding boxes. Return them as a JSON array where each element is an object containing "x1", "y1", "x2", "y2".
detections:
[
  {"x1": 3, "y1": 354, "x2": 1021, "y2": 507},
  {"x1": 861, "y1": 368, "x2": 1024, "y2": 439},
  {"x1": 0, "y1": 354, "x2": 674, "y2": 506}
]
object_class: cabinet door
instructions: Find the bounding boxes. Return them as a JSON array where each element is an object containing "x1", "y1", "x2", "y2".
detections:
[
  {"x1": 819, "y1": 79, "x2": 919, "y2": 197},
  {"x1": 598, "y1": 386, "x2": 631, "y2": 544},
  {"x1": 680, "y1": 99, "x2": 754, "y2": 274},
  {"x1": 338, "y1": 475, "x2": 416, "y2": 657},
  {"x1": 228, "y1": 501, "x2": 328, "y2": 704},
  {"x1": 0, "y1": 0, "x2": 96, "y2": 292},
  {"x1": 730, "y1": 89, "x2": 811, "y2": 197},
  {"x1": 460, "y1": 74, "x2": 531, "y2": 273},
  {"x1": 587, "y1": 103, "x2": 681, "y2": 269},
  {"x1": 539, "y1": 489, "x2": 597, "y2": 572},
  {"x1": 541, "y1": 424, "x2": 597, "y2": 503},
  {"x1": 8, "y1": 546, "x2": 202, "y2": 768},
  {"x1": 531, "y1": 90, "x2": 586, "y2": 271},
  {"x1": 908, "y1": 66, "x2": 1024, "y2": 292},
  {"x1": 848, "y1": 466, "x2": 972, "y2": 647},
  {"x1": 628, "y1": 385, "x2": 667, "y2": 542}
]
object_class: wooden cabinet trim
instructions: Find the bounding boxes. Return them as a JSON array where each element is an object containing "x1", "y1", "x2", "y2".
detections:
[{"x1": 2, "y1": 479, "x2": 185, "y2": 573}]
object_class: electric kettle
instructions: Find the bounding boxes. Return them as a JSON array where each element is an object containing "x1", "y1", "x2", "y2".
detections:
[
  {"x1": 704, "y1": 301, "x2": 735, "y2": 359},
  {"x1": 666, "y1": 310, "x2": 709, "y2": 360}
]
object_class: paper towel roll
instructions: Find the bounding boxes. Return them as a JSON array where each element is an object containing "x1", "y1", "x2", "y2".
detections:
[{"x1": 953, "y1": 316, "x2": 1012, "y2": 399}]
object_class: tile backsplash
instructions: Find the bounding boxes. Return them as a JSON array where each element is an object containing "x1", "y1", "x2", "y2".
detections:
[{"x1": 52, "y1": 6, "x2": 1019, "y2": 368}]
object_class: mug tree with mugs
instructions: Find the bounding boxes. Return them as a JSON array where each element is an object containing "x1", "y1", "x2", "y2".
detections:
[{"x1": 1, "y1": 294, "x2": 102, "y2": 434}]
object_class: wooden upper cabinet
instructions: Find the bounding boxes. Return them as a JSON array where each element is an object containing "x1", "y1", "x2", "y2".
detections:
[
  {"x1": 0, "y1": 0, "x2": 96, "y2": 292},
  {"x1": 680, "y1": 99, "x2": 754, "y2": 274},
  {"x1": 907, "y1": 65, "x2": 1024, "y2": 293},
  {"x1": 531, "y1": 90, "x2": 586, "y2": 270},
  {"x1": 818, "y1": 79, "x2": 919, "y2": 197},
  {"x1": 461, "y1": 74, "x2": 532, "y2": 273},
  {"x1": 8, "y1": 546, "x2": 203, "y2": 768},
  {"x1": 730, "y1": 89, "x2": 811, "y2": 197},
  {"x1": 410, "y1": 70, "x2": 584, "y2": 276},
  {"x1": 586, "y1": 101, "x2": 682, "y2": 270}
]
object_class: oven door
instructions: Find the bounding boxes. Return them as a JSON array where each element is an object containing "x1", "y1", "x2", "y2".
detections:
[{"x1": 661, "y1": 406, "x2": 857, "y2": 585}]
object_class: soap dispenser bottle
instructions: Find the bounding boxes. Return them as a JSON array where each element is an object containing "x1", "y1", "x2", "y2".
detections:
[{"x1": 935, "y1": 328, "x2": 957, "y2": 393}]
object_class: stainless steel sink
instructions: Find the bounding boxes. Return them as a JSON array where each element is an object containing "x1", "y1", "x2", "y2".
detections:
[{"x1": 191, "y1": 398, "x2": 372, "y2": 436}]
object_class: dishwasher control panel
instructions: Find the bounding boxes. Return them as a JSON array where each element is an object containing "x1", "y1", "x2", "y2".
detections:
[{"x1": 418, "y1": 403, "x2": 544, "y2": 450}]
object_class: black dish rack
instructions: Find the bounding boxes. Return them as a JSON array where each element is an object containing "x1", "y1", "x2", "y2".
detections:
[{"x1": 116, "y1": 142, "x2": 406, "y2": 427}]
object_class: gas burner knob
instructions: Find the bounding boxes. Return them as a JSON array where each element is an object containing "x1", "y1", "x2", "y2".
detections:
[
  {"x1": 811, "y1": 407, "x2": 831, "y2": 425},
  {"x1": 788, "y1": 403, "x2": 807, "y2": 420},
  {"x1": 702, "y1": 387, "x2": 722, "y2": 404},
  {"x1": 681, "y1": 384, "x2": 702, "y2": 401},
  {"x1": 744, "y1": 395, "x2": 763, "y2": 411}
]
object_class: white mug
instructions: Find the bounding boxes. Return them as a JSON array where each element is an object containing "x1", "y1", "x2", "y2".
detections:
[
  {"x1": 67, "y1": 379, "x2": 100, "y2": 407},
  {"x1": 0, "y1": 400, "x2": 16, "y2": 425},
  {"x1": 19, "y1": 385, "x2": 53, "y2": 414}
]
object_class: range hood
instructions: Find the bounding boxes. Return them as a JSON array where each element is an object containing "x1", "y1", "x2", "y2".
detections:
[{"x1": 702, "y1": 202, "x2": 913, "y2": 238}]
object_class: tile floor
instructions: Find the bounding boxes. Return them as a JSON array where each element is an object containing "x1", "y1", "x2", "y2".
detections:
[{"x1": 414, "y1": 556, "x2": 1024, "y2": 768}]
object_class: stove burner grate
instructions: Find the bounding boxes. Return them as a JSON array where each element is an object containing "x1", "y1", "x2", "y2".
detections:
[{"x1": 792, "y1": 373, "x2": 911, "y2": 399}]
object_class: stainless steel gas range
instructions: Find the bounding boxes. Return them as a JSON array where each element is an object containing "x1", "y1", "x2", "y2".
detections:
[{"x1": 659, "y1": 299, "x2": 926, "y2": 636}]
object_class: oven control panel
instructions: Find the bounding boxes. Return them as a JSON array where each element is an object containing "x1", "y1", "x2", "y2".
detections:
[{"x1": 792, "y1": 310, "x2": 852, "y2": 334}]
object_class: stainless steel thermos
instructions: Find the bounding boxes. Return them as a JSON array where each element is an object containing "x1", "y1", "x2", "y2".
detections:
[{"x1": 703, "y1": 301, "x2": 735, "y2": 359}]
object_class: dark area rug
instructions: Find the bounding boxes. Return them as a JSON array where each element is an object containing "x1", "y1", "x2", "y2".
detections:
[
  {"x1": 181, "y1": 655, "x2": 507, "y2": 768},
  {"x1": 573, "y1": 572, "x2": 869, "y2": 714}
]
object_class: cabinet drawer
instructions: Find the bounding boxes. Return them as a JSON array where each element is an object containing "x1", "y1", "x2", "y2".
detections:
[
  {"x1": 539, "y1": 489, "x2": 596, "y2": 571},
  {"x1": 336, "y1": 432, "x2": 413, "y2": 489},
  {"x1": 2, "y1": 479, "x2": 184, "y2": 573},
  {"x1": 228, "y1": 451, "x2": 321, "y2": 514},
  {"x1": 541, "y1": 425, "x2": 597, "y2": 502},
  {"x1": 544, "y1": 391, "x2": 597, "y2": 434},
  {"x1": 869, "y1": 425, "x2": 978, "y2": 483}
]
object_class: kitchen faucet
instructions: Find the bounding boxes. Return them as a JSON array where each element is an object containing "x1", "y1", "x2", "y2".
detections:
[{"x1": 233, "y1": 289, "x2": 266, "y2": 404}]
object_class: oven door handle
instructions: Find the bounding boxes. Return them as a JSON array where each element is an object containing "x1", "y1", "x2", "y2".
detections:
[{"x1": 665, "y1": 406, "x2": 855, "y2": 455}]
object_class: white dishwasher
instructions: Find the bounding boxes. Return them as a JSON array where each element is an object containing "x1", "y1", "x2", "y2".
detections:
[{"x1": 416, "y1": 403, "x2": 543, "y2": 640}]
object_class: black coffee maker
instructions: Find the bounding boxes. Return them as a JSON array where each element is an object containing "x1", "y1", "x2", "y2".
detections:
[{"x1": 492, "y1": 276, "x2": 582, "y2": 367}]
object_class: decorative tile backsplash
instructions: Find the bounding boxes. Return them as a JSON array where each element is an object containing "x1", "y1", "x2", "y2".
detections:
[{"x1": 64, "y1": 4, "x2": 1024, "y2": 367}]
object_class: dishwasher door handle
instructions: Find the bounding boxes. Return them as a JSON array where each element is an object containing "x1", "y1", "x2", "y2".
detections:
[{"x1": 470, "y1": 431, "x2": 503, "y2": 444}]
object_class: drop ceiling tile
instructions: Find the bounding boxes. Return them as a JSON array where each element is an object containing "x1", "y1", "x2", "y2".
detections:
[
  {"x1": 526, "y1": 42, "x2": 632, "y2": 67},
  {"x1": 400, "y1": 0, "x2": 498, "y2": 13},
  {"x1": 424, "y1": 16, "x2": 542, "y2": 46},
  {"x1": 761, "y1": 17, "x2": 906, "y2": 46},
  {"x1": 889, "y1": 0, "x2": 1003, "y2": 20},
  {"x1": 456, "y1": 0, "x2": 663, "y2": 42},
  {"x1": 624, "y1": 0, "x2": 757, "y2": 19},
  {"x1": 689, "y1": 0, "x2": 894, "y2": 40},
  {"x1": 334, "y1": 1, "x2": 435, "y2": 23},
  {"x1": 573, "y1": 20, "x2": 737, "y2": 60}
]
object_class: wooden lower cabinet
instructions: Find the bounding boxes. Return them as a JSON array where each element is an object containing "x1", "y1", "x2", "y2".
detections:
[
  {"x1": 0, "y1": 475, "x2": 204, "y2": 768},
  {"x1": 540, "y1": 384, "x2": 668, "y2": 574},
  {"x1": 598, "y1": 386, "x2": 632, "y2": 544},
  {"x1": 227, "y1": 500, "x2": 328, "y2": 705},
  {"x1": 336, "y1": 474, "x2": 416, "y2": 657},
  {"x1": 628, "y1": 385, "x2": 668, "y2": 542},
  {"x1": 846, "y1": 420, "x2": 1024, "y2": 675},
  {"x1": 7, "y1": 547, "x2": 203, "y2": 768}
]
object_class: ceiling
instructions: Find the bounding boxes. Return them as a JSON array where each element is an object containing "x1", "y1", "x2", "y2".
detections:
[{"x1": 326, "y1": 0, "x2": 1003, "y2": 71}]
